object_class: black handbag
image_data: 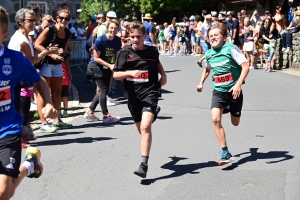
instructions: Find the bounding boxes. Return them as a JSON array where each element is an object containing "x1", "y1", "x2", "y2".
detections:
[
  {"x1": 86, "y1": 62, "x2": 103, "y2": 78},
  {"x1": 34, "y1": 26, "x2": 57, "y2": 69}
]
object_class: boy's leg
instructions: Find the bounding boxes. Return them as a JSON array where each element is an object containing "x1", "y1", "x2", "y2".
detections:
[{"x1": 211, "y1": 107, "x2": 227, "y2": 148}]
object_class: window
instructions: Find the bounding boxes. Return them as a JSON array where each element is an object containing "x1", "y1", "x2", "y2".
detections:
[{"x1": 27, "y1": 1, "x2": 49, "y2": 14}]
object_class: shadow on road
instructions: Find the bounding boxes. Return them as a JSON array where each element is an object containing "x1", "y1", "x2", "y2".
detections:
[
  {"x1": 37, "y1": 131, "x2": 85, "y2": 139},
  {"x1": 165, "y1": 70, "x2": 181, "y2": 73},
  {"x1": 222, "y1": 148, "x2": 294, "y2": 171},
  {"x1": 141, "y1": 156, "x2": 217, "y2": 185},
  {"x1": 32, "y1": 137, "x2": 116, "y2": 146}
]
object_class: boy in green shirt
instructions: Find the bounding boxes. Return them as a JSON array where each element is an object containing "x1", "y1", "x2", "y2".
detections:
[
  {"x1": 196, "y1": 24, "x2": 250, "y2": 166},
  {"x1": 158, "y1": 26, "x2": 164, "y2": 52}
]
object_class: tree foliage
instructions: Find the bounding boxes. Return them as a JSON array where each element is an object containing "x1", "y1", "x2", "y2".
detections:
[{"x1": 79, "y1": 0, "x2": 219, "y2": 23}]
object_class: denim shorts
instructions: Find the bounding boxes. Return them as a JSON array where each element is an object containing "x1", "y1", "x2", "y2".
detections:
[
  {"x1": 200, "y1": 41, "x2": 211, "y2": 53},
  {"x1": 266, "y1": 52, "x2": 274, "y2": 62},
  {"x1": 191, "y1": 36, "x2": 196, "y2": 46},
  {"x1": 40, "y1": 63, "x2": 63, "y2": 77},
  {"x1": 195, "y1": 37, "x2": 200, "y2": 43}
]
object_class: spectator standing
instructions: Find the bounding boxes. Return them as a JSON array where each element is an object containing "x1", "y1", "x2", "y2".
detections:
[
  {"x1": 274, "y1": 6, "x2": 284, "y2": 33},
  {"x1": 243, "y1": 17, "x2": 258, "y2": 69},
  {"x1": 190, "y1": 15, "x2": 196, "y2": 54},
  {"x1": 86, "y1": 14, "x2": 97, "y2": 39},
  {"x1": 168, "y1": 19, "x2": 177, "y2": 56},
  {"x1": 238, "y1": 16, "x2": 245, "y2": 50},
  {"x1": 199, "y1": 14, "x2": 212, "y2": 53},
  {"x1": 143, "y1": 13, "x2": 155, "y2": 46},
  {"x1": 250, "y1": 10, "x2": 262, "y2": 29},
  {"x1": 279, "y1": 0, "x2": 290, "y2": 28},
  {"x1": 76, "y1": 22, "x2": 87, "y2": 39},
  {"x1": 227, "y1": 11, "x2": 240, "y2": 46},
  {"x1": 163, "y1": 22, "x2": 169, "y2": 53},
  {"x1": 69, "y1": 23, "x2": 77, "y2": 39},
  {"x1": 158, "y1": 25, "x2": 164, "y2": 52},
  {"x1": 34, "y1": 8, "x2": 73, "y2": 130},
  {"x1": 194, "y1": 14, "x2": 203, "y2": 56},
  {"x1": 61, "y1": 62, "x2": 70, "y2": 117},
  {"x1": 183, "y1": 17, "x2": 191, "y2": 54}
]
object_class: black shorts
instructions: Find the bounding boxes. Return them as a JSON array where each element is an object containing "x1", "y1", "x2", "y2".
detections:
[
  {"x1": 169, "y1": 36, "x2": 175, "y2": 40},
  {"x1": 0, "y1": 134, "x2": 21, "y2": 178},
  {"x1": 211, "y1": 90, "x2": 243, "y2": 117},
  {"x1": 128, "y1": 96, "x2": 158, "y2": 123},
  {"x1": 61, "y1": 85, "x2": 69, "y2": 97}
]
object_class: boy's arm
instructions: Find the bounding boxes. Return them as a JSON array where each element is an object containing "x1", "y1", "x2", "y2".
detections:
[
  {"x1": 157, "y1": 62, "x2": 167, "y2": 86},
  {"x1": 196, "y1": 65, "x2": 211, "y2": 92}
]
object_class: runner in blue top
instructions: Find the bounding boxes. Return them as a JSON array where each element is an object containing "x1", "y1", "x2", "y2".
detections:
[
  {"x1": 0, "y1": 6, "x2": 57, "y2": 199},
  {"x1": 196, "y1": 24, "x2": 250, "y2": 166}
]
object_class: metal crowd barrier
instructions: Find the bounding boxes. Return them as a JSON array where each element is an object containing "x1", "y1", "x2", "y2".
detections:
[{"x1": 69, "y1": 39, "x2": 89, "y2": 73}]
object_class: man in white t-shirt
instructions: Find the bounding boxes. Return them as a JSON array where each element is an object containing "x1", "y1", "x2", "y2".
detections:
[
  {"x1": 69, "y1": 23, "x2": 77, "y2": 39},
  {"x1": 76, "y1": 22, "x2": 86, "y2": 39},
  {"x1": 199, "y1": 14, "x2": 212, "y2": 53},
  {"x1": 250, "y1": 10, "x2": 262, "y2": 29}
]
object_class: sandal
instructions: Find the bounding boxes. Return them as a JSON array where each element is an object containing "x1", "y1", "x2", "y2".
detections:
[
  {"x1": 22, "y1": 133, "x2": 37, "y2": 141},
  {"x1": 21, "y1": 139, "x2": 31, "y2": 148}
]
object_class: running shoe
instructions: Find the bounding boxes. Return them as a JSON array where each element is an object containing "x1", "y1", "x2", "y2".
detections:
[
  {"x1": 218, "y1": 150, "x2": 234, "y2": 166},
  {"x1": 107, "y1": 97, "x2": 116, "y2": 106},
  {"x1": 62, "y1": 110, "x2": 69, "y2": 118},
  {"x1": 249, "y1": 66, "x2": 254, "y2": 70},
  {"x1": 152, "y1": 106, "x2": 161, "y2": 123},
  {"x1": 24, "y1": 147, "x2": 43, "y2": 178},
  {"x1": 39, "y1": 122, "x2": 57, "y2": 133},
  {"x1": 83, "y1": 112, "x2": 100, "y2": 121},
  {"x1": 103, "y1": 114, "x2": 120, "y2": 123},
  {"x1": 52, "y1": 120, "x2": 72, "y2": 129},
  {"x1": 134, "y1": 162, "x2": 148, "y2": 178}
]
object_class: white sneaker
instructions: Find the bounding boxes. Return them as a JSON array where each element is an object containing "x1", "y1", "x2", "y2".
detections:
[
  {"x1": 107, "y1": 100, "x2": 116, "y2": 106},
  {"x1": 284, "y1": 47, "x2": 291, "y2": 53},
  {"x1": 281, "y1": 47, "x2": 286, "y2": 52},
  {"x1": 103, "y1": 114, "x2": 120, "y2": 123},
  {"x1": 249, "y1": 66, "x2": 254, "y2": 70},
  {"x1": 39, "y1": 122, "x2": 57, "y2": 133},
  {"x1": 83, "y1": 112, "x2": 99, "y2": 121}
]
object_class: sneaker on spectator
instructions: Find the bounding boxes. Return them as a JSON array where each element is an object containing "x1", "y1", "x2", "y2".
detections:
[
  {"x1": 52, "y1": 120, "x2": 72, "y2": 129},
  {"x1": 83, "y1": 112, "x2": 100, "y2": 121},
  {"x1": 107, "y1": 97, "x2": 116, "y2": 106},
  {"x1": 194, "y1": 53, "x2": 202, "y2": 57},
  {"x1": 169, "y1": 52, "x2": 175, "y2": 57},
  {"x1": 249, "y1": 66, "x2": 254, "y2": 70},
  {"x1": 39, "y1": 122, "x2": 57, "y2": 133},
  {"x1": 281, "y1": 47, "x2": 286, "y2": 52},
  {"x1": 62, "y1": 110, "x2": 69, "y2": 117},
  {"x1": 284, "y1": 47, "x2": 291, "y2": 53},
  {"x1": 103, "y1": 114, "x2": 120, "y2": 123}
]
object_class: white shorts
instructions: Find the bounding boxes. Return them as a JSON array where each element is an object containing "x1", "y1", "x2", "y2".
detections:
[{"x1": 243, "y1": 41, "x2": 254, "y2": 52}]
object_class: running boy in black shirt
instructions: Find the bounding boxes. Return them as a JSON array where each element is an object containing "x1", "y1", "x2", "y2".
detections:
[{"x1": 114, "y1": 21, "x2": 167, "y2": 178}]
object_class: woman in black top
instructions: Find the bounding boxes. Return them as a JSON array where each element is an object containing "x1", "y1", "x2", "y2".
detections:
[{"x1": 35, "y1": 8, "x2": 72, "y2": 130}]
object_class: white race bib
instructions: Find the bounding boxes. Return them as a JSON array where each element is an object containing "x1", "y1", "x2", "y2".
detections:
[{"x1": 126, "y1": 70, "x2": 149, "y2": 83}]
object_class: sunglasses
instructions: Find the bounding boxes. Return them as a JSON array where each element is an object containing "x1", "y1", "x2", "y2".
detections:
[
  {"x1": 97, "y1": 17, "x2": 104, "y2": 20},
  {"x1": 46, "y1": 19, "x2": 53, "y2": 23},
  {"x1": 57, "y1": 16, "x2": 70, "y2": 21},
  {"x1": 24, "y1": 19, "x2": 36, "y2": 23}
]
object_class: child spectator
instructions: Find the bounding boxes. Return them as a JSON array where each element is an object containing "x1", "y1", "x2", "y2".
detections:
[
  {"x1": 258, "y1": 38, "x2": 275, "y2": 72},
  {"x1": 61, "y1": 62, "x2": 70, "y2": 117},
  {"x1": 158, "y1": 26, "x2": 164, "y2": 53}
]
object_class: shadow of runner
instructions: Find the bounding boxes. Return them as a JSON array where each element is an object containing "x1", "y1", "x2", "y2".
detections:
[
  {"x1": 222, "y1": 148, "x2": 294, "y2": 171},
  {"x1": 37, "y1": 131, "x2": 85, "y2": 139},
  {"x1": 141, "y1": 156, "x2": 218, "y2": 185},
  {"x1": 32, "y1": 137, "x2": 116, "y2": 146}
]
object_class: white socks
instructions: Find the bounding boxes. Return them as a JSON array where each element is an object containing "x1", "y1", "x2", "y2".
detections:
[{"x1": 21, "y1": 161, "x2": 34, "y2": 176}]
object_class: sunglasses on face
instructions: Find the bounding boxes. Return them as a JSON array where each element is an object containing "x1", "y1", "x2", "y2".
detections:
[
  {"x1": 24, "y1": 19, "x2": 36, "y2": 23},
  {"x1": 46, "y1": 19, "x2": 53, "y2": 23},
  {"x1": 57, "y1": 16, "x2": 70, "y2": 21},
  {"x1": 97, "y1": 17, "x2": 104, "y2": 20}
]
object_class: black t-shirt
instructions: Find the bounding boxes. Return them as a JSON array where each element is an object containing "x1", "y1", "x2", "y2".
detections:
[
  {"x1": 260, "y1": 26, "x2": 270, "y2": 43},
  {"x1": 114, "y1": 45, "x2": 160, "y2": 100}
]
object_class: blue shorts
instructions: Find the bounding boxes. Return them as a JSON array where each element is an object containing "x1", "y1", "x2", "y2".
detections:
[
  {"x1": 200, "y1": 41, "x2": 211, "y2": 53},
  {"x1": 195, "y1": 37, "x2": 200, "y2": 43},
  {"x1": 40, "y1": 63, "x2": 63, "y2": 77},
  {"x1": 265, "y1": 53, "x2": 274, "y2": 62}
]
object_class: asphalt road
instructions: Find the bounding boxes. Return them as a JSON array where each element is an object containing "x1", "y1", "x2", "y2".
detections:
[{"x1": 13, "y1": 54, "x2": 300, "y2": 200}]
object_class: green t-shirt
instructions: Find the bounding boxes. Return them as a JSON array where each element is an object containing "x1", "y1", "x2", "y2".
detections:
[
  {"x1": 159, "y1": 30, "x2": 164, "y2": 41},
  {"x1": 97, "y1": 22, "x2": 107, "y2": 37},
  {"x1": 205, "y1": 43, "x2": 246, "y2": 92},
  {"x1": 263, "y1": 43, "x2": 274, "y2": 55}
]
